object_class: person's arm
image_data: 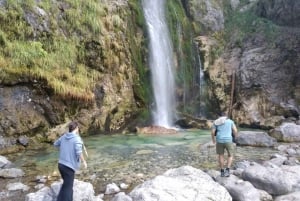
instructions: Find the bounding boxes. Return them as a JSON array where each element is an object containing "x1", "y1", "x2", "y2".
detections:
[
  {"x1": 80, "y1": 153, "x2": 87, "y2": 169},
  {"x1": 211, "y1": 128, "x2": 216, "y2": 144},
  {"x1": 53, "y1": 136, "x2": 62, "y2": 147},
  {"x1": 232, "y1": 124, "x2": 238, "y2": 137},
  {"x1": 75, "y1": 141, "x2": 87, "y2": 169}
]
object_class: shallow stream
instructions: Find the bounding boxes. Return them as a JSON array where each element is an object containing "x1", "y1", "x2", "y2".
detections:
[{"x1": 4, "y1": 129, "x2": 278, "y2": 197}]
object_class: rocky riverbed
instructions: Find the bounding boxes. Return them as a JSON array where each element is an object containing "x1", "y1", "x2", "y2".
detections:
[{"x1": 1, "y1": 123, "x2": 300, "y2": 201}]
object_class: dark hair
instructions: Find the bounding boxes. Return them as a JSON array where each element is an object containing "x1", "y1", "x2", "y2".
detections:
[
  {"x1": 218, "y1": 112, "x2": 226, "y2": 117},
  {"x1": 69, "y1": 121, "x2": 78, "y2": 132}
]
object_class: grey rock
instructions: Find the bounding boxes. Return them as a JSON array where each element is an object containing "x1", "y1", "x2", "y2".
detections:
[
  {"x1": 0, "y1": 155, "x2": 11, "y2": 168},
  {"x1": 105, "y1": 183, "x2": 120, "y2": 195},
  {"x1": 26, "y1": 179, "x2": 102, "y2": 201},
  {"x1": 130, "y1": 166, "x2": 232, "y2": 201},
  {"x1": 274, "y1": 191, "x2": 300, "y2": 201},
  {"x1": 18, "y1": 135, "x2": 29, "y2": 146},
  {"x1": 6, "y1": 182, "x2": 30, "y2": 192},
  {"x1": 216, "y1": 174, "x2": 261, "y2": 201},
  {"x1": 0, "y1": 168, "x2": 24, "y2": 178},
  {"x1": 270, "y1": 123, "x2": 300, "y2": 142},
  {"x1": 264, "y1": 154, "x2": 287, "y2": 166},
  {"x1": 242, "y1": 162, "x2": 300, "y2": 195},
  {"x1": 188, "y1": 0, "x2": 224, "y2": 31},
  {"x1": 255, "y1": 0, "x2": 300, "y2": 27},
  {"x1": 236, "y1": 131, "x2": 277, "y2": 147},
  {"x1": 111, "y1": 192, "x2": 132, "y2": 201}
]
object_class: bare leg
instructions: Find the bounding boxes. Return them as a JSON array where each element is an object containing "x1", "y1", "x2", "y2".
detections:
[
  {"x1": 227, "y1": 156, "x2": 233, "y2": 168},
  {"x1": 218, "y1": 154, "x2": 224, "y2": 169}
]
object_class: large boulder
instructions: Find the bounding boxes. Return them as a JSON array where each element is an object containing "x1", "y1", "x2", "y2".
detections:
[
  {"x1": 235, "y1": 131, "x2": 277, "y2": 147},
  {"x1": 242, "y1": 162, "x2": 300, "y2": 195},
  {"x1": 274, "y1": 191, "x2": 300, "y2": 201},
  {"x1": 216, "y1": 174, "x2": 261, "y2": 201},
  {"x1": 129, "y1": 166, "x2": 232, "y2": 201},
  {"x1": 25, "y1": 179, "x2": 102, "y2": 201},
  {"x1": 269, "y1": 123, "x2": 300, "y2": 142}
]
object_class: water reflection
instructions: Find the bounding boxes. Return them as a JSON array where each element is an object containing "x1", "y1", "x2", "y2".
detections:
[{"x1": 6, "y1": 130, "x2": 278, "y2": 194}]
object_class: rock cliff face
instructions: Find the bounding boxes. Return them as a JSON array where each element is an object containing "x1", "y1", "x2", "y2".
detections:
[
  {"x1": 255, "y1": 0, "x2": 300, "y2": 27},
  {"x1": 0, "y1": 0, "x2": 299, "y2": 149},
  {"x1": 0, "y1": 0, "x2": 148, "y2": 148},
  {"x1": 192, "y1": 0, "x2": 300, "y2": 128}
]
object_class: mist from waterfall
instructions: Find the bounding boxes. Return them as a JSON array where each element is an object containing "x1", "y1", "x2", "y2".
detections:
[{"x1": 142, "y1": 0, "x2": 176, "y2": 128}]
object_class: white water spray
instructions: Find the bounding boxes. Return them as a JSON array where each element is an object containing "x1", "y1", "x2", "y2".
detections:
[{"x1": 142, "y1": 0, "x2": 176, "y2": 128}]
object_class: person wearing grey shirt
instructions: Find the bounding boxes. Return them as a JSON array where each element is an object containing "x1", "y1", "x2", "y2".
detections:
[{"x1": 54, "y1": 121, "x2": 87, "y2": 201}]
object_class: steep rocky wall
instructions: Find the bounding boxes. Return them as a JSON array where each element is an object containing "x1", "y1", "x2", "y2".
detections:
[
  {"x1": 255, "y1": 0, "x2": 300, "y2": 27},
  {"x1": 191, "y1": 0, "x2": 300, "y2": 128},
  {"x1": 0, "y1": 0, "x2": 148, "y2": 148}
]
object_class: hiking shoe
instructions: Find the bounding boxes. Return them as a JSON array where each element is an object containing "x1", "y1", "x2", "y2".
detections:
[
  {"x1": 224, "y1": 168, "x2": 230, "y2": 177},
  {"x1": 220, "y1": 169, "x2": 225, "y2": 177}
]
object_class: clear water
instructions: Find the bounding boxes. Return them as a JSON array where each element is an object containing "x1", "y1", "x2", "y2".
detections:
[{"x1": 4, "y1": 129, "x2": 278, "y2": 197}]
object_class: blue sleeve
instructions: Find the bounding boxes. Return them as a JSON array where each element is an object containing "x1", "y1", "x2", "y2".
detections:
[
  {"x1": 75, "y1": 138, "x2": 83, "y2": 157},
  {"x1": 53, "y1": 136, "x2": 62, "y2": 147}
]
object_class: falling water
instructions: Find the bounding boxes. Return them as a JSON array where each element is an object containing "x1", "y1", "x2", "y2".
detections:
[
  {"x1": 142, "y1": 0, "x2": 176, "y2": 127},
  {"x1": 193, "y1": 41, "x2": 207, "y2": 117}
]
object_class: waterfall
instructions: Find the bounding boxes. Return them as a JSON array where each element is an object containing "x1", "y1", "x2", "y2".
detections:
[
  {"x1": 194, "y1": 41, "x2": 207, "y2": 117},
  {"x1": 142, "y1": 0, "x2": 176, "y2": 128}
]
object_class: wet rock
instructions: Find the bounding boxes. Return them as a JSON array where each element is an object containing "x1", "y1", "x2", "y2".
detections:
[
  {"x1": 0, "y1": 168, "x2": 25, "y2": 178},
  {"x1": 129, "y1": 166, "x2": 231, "y2": 201},
  {"x1": 136, "y1": 126, "x2": 177, "y2": 135},
  {"x1": 135, "y1": 150, "x2": 154, "y2": 155},
  {"x1": 236, "y1": 131, "x2": 277, "y2": 147}
]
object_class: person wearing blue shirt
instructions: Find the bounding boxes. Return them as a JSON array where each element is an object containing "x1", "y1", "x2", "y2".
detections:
[
  {"x1": 54, "y1": 121, "x2": 87, "y2": 201},
  {"x1": 211, "y1": 113, "x2": 238, "y2": 177}
]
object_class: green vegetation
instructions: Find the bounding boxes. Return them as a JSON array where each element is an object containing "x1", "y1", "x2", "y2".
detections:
[
  {"x1": 0, "y1": 0, "x2": 108, "y2": 101},
  {"x1": 204, "y1": 1, "x2": 279, "y2": 66},
  {"x1": 0, "y1": 0, "x2": 148, "y2": 102},
  {"x1": 223, "y1": 2, "x2": 279, "y2": 48},
  {"x1": 166, "y1": 0, "x2": 198, "y2": 113},
  {"x1": 127, "y1": 0, "x2": 151, "y2": 110},
  {"x1": 0, "y1": 0, "x2": 151, "y2": 103}
]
